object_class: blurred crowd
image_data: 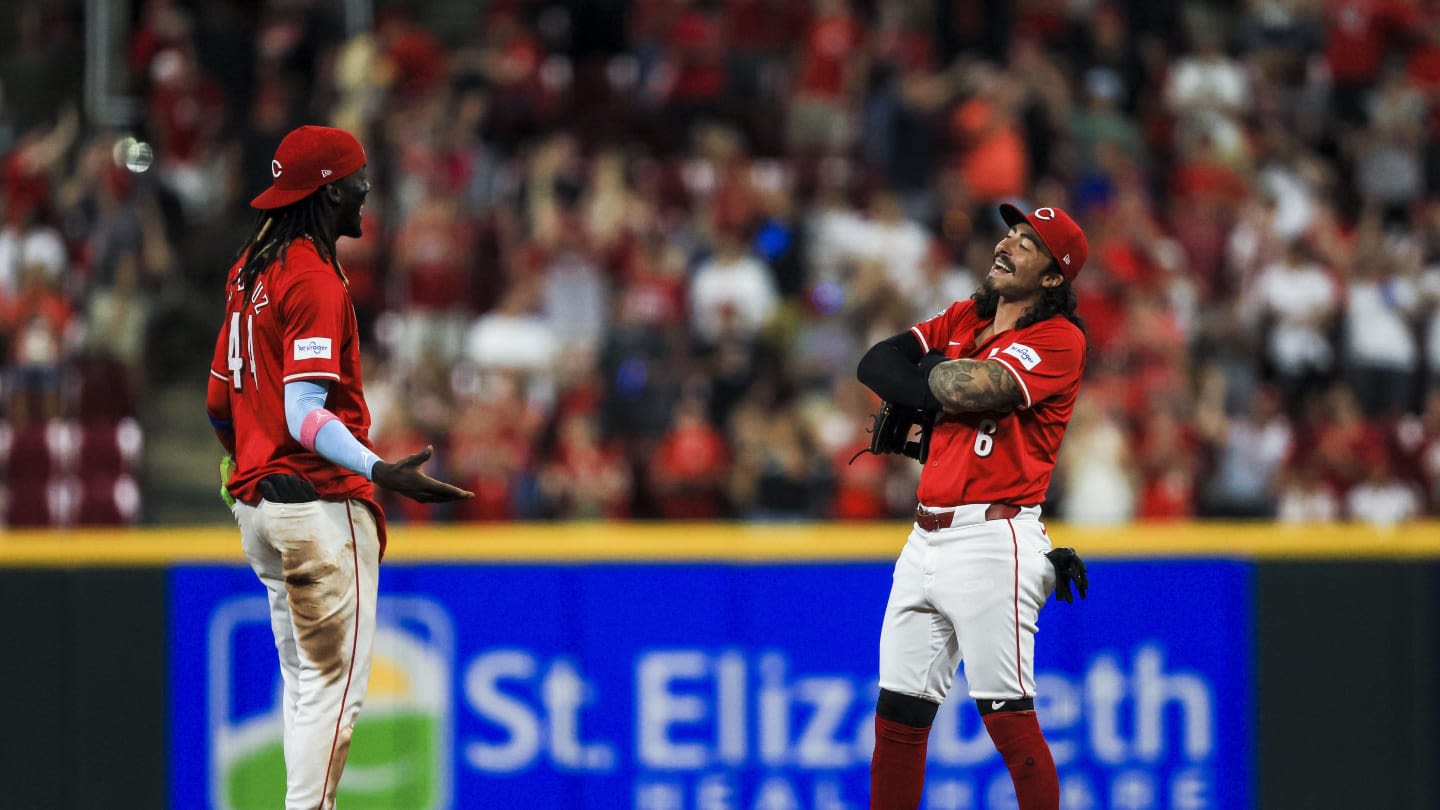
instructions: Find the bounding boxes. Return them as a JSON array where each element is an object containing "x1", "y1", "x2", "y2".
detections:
[{"x1": 4, "y1": 0, "x2": 1440, "y2": 526}]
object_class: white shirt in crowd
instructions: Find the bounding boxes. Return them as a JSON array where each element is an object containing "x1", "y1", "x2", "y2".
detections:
[
  {"x1": 1249, "y1": 259, "x2": 1339, "y2": 373},
  {"x1": 464, "y1": 312, "x2": 560, "y2": 371},
  {"x1": 807, "y1": 205, "x2": 869, "y2": 285},
  {"x1": 1164, "y1": 51, "x2": 1252, "y2": 157},
  {"x1": 1211, "y1": 415, "x2": 1293, "y2": 502},
  {"x1": 848, "y1": 216, "x2": 931, "y2": 305},
  {"x1": 808, "y1": 204, "x2": 932, "y2": 306},
  {"x1": 1277, "y1": 484, "x2": 1340, "y2": 523},
  {"x1": 1059, "y1": 407, "x2": 1136, "y2": 525},
  {"x1": 1345, "y1": 274, "x2": 1420, "y2": 371},
  {"x1": 689, "y1": 251, "x2": 779, "y2": 343},
  {"x1": 1345, "y1": 480, "x2": 1420, "y2": 527},
  {"x1": 0, "y1": 224, "x2": 67, "y2": 294},
  {"x1": 543, "y1": 250, "x2": 609, "y2": 352},
  {"x1": 1165, "y1": 54, "x2": 1251, "y2": 118},
  {"x1": 1421, "y1": 265, "x2": 1440, "y2": 374}
]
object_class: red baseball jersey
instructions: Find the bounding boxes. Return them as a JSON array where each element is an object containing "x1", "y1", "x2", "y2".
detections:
[
  {"x1": 909, "y1": 299, "x2": 1086, "y2": 506},
  {"x1": 208, "y1": 239, "x2": 376, "y2": 507}
]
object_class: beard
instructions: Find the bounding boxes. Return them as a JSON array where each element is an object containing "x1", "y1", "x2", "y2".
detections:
[{"x1": 339, "y1": 205, "x2": 363, "y2": 238}]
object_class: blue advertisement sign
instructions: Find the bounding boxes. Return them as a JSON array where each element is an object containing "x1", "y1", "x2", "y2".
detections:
[{"x1": 170, "y1": 560, "x2": 1252, "y2": 809}]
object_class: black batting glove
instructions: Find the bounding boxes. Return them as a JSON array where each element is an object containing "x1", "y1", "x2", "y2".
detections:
[{"x1": 1045, "y1": 547, "x2": 1088, "y2": 603}]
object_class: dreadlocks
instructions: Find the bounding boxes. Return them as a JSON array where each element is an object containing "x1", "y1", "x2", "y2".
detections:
[
  {"x1": 971, "y1": 271, "x2": 1087, "y2": 336},
  {"x1": 232, "y1": 193, "x2": 342, "y2": 300}
]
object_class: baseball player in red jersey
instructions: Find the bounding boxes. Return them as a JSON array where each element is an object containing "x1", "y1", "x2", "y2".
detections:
[
  {"x1": 205, "y1": 125, "x2": 472, "y2": 810},
  {"x1": 856, "y1": 204, "x2": 1091, "y2": 810}
]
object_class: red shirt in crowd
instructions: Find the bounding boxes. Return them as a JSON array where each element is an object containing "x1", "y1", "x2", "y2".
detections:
[
  {"x1": 831, "y1": 446, "x2": 890, "y2": 519},
  {"x1": 1325, "y1": 0, "x2": 1422, "y2": 83},
  {"x1": 650, "y1": 414, "x2": 731, "y2": 519},
  {"x1": 667, "y1": 7, "x2": 727, "y2": 102},
  {"x1": 795, "y1": 10, "x2": 860, "y2": 99}
]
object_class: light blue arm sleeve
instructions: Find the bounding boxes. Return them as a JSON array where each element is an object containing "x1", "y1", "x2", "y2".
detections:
[{"x1": 284, "y1": 380, "x2": 382, "y2": 480}]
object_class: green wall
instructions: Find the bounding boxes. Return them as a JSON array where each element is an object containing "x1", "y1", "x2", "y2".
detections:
[{"x1": 0, "y1": 569, "x2": 167, "y2": 810}]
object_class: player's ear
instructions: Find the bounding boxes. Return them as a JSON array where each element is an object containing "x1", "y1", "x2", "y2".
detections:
[
  {"x1": 1041, "y1": 269, "x2": 1065, "y2": 288},
  {"x1": 322, "y1": 182, "x2": 342, "y2": 206}
]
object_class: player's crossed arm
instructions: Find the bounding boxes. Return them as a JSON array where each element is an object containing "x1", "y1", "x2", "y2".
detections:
[{"x1": 926, "y1": 358, "x2": 1023, "y2": 414}]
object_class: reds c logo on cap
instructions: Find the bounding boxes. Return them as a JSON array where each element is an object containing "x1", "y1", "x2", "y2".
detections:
[
  {"x1": 997, "y1": 202, "x2": 1089, "y2": 281},
  {"x1": 251, "y1": 125, "x2": 367, "y2": 210}
]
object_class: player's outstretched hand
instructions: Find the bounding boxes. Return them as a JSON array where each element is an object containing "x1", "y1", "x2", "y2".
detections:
[
  {"x1": 372, "y1": 445, "x2": 474, "y2": 504},
  {"x1": 1045, "y1": 547, "x2": 1088, "y2": 603}
]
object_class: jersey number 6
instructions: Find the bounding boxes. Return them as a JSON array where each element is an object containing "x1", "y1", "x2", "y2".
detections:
[{"x1": 973, "y1": 418, "x2": 998, "y2": 457}]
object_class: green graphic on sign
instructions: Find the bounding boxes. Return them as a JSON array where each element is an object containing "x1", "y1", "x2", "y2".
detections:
[{"x1": 212, "y1": 600, "x2": 453, "y2": 810}]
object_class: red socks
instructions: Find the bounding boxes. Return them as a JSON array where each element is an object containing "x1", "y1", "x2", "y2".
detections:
[
  {"x1": 982, "y1": 710, "x2": 1059, "y2": 810},
  {"x1": 870, "y1": 716, "x2": 930, "y2": 810},
  {"x1": 871, "y1": 709, "x2": 1059, "y2": 810}
]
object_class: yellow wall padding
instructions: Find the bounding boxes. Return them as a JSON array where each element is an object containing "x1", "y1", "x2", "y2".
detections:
[{"x1": 2, "y1": 520, "x2": 1438, "y2": 566}]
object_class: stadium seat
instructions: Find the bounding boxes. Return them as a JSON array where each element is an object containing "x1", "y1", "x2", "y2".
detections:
[
  {"x1": 3, "y1": 476, "x2": 81, "y2": 527},
  {"x1": 77, "y1": 474, "x2": 141, "y2": 525},
  {"x1": 0, "y1": 419, "x2": 79, "y2": 481},
  {"x1": 78, "y1": 418, "x2": 143, "y2": 476},
  {"x1": 2, "y1": 481, "x2": 51, "y2": 526},
  {"x1": 73, "y1": 357, "x2": 136, "y2": 422}
]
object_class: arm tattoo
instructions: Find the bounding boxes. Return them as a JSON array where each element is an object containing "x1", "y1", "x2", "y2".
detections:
[{"x1": 927, "y1": 359, "x2": 1023, "y2": 413}]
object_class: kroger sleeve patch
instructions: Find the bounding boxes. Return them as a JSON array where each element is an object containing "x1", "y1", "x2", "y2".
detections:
[
  {"x1": 293, "y1": 337, "x2": 333, "y2": 361},
  {"x1": 281, "y1": 268, "x2": 346, "y2": 384},
  {"x1": 1002, "y1": 342, "x2": 1041, "y2": 370},
  {"x1": 990, "y1": 321, "x2": 1084, "y2": 408}
]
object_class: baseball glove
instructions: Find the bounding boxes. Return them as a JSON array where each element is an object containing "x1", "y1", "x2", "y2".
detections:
[
  {"x1": 850, "y1": 401, "x2": 937, "y2": 464},
  {"x1": 1045, "y1": 547, "x2": 1088, "y2": 603},
  {"x1": 219, "y1": 455, "x2": 236, "y2": 510}
]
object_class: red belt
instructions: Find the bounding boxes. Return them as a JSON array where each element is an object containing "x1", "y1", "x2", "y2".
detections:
[{"x1": 914, "y1": 503, "x2": 1021, "y2": 531}]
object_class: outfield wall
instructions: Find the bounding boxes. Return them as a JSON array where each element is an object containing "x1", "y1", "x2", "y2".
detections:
[{"x1": 0, "y1": 522, "x2": 1435, "y2": 810}]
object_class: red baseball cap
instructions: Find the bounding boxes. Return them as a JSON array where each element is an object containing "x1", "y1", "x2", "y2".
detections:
[
  {"x1": 250, "y1": 125, "x2": 366, "y2": 210},
  {"x1": 998, "y1": 203, "x2": 1088, "y2": 281}
]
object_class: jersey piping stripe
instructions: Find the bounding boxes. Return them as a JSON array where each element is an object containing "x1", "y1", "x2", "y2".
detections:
[
  {"x1": 990, "y1": 357, "x2": 1032, "y2": 409},
  {"x1": 1006, "y1": 518, "x2": 1029, "y2": 698},
  {"x1": 209, "y1": 368, "x2": 229, "y2": 382},
  {"x1": 319, "y1": 502, "x2": 362, "y2": 810},
  {"x1": 283, "y1": 371, "x2": 342, "y2": 384},
  {"x1": 910, "y1": 326, "x2": 931, "y2": 353}
]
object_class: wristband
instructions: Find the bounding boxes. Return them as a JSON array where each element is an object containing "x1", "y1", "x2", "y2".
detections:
[{"x1": 299, "y1": 408, "x2": 340, "y2": 452}]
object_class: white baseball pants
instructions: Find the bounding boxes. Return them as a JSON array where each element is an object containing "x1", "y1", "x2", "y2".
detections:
[
  {"x1": 234, "y1": 498, "x2": 381, "y2": 810},
  {"x1": 878, "y1": 504, "x2": 1056, "y2": 702}
]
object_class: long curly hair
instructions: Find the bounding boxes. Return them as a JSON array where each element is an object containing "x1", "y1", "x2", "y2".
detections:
[
  {"x1": 230, "y1": 194, "x2": 342, "y2": 301},
  {"x1": 971, "y1": 271, "x2": 1087, "y2": 336}
]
